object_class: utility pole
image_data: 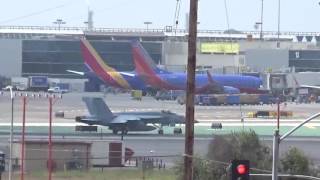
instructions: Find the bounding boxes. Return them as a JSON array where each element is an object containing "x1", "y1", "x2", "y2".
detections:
[{"x1": 184, "y1": 0, "x2": 198, "y2": 180}]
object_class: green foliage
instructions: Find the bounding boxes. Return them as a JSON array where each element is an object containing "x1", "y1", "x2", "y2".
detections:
[
  {"x1": 175, "y1": 130, "x2": 320, "y2": 179},
  {"x1": 175, "y1": 130, "x2": 272, "y2": 180},
  {"x1": 208, "y1": 130, "x2": 272, "y2": 171},
  {"x1": 280, "y1": 147, "x2": 310, "y2": 175},
  {"x1": 174, "y1": 155, "x2": 227, "y2": 180}
]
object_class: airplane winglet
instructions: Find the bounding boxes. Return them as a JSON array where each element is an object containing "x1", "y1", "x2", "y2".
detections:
[
  {"x1": 67, "y1": 70, "x2": 85, "y2": 76},
  {"x1": 206, "y1": 70, "x2": 215, "y2": 85},
  {"x1": 292, "y1": 74, "x2": 300, "y2": 87}
]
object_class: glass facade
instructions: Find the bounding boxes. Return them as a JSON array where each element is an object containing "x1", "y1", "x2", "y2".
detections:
[
  {"x1": 22, "y1": 40, "x2": 162, "y2": 78},
  {"x1": 289, "y1": 50, "x2": 320, "y2": 72}
]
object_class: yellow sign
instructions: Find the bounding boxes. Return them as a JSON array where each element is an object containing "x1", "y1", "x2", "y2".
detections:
[{"x1": 200, "y1": 43, "x2": 239, "y2": 54}]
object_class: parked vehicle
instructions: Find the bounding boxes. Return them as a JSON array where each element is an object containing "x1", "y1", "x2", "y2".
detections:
[
  {"x1": 48, "y1": 86, "x2": 69, "y2": 94},
  {"x1": 28, "y1": 76, "x2": 49, "y2": 91},
  {"x1": 155, "y1": 90, "x2": 184, "y2": 101}
]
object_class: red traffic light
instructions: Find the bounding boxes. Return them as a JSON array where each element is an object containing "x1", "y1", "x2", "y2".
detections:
[
  {"x1": 237, "y1": 164, "x2": 247, "y2": 175},
  {"x1": 231, "y1": 160, "x2": 250, "y2": 180}
]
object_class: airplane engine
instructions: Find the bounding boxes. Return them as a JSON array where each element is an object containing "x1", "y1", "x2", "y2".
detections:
[{"x1": 223, "y1": 86, "x2": 240, "y2": 94}]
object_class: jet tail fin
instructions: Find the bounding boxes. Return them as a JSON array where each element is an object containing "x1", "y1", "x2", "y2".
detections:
[{"x1": 82, "y1": 97, "x2": 114, "y2": 120}]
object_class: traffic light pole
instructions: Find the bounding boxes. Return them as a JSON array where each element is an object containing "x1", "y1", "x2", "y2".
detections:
[
  {"x1": 271, "y1": 112, "x2": 320, "y2": 180},
  {"x1": 272, "y1": 129, "x2": 279, "y2": 180}
]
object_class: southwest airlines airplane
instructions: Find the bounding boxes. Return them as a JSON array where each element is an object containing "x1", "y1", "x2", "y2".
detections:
[
  {"x1": 72, "y1": 39, "x2": 262, "y2": 94},
  {"x1": 131, "y1": 41, "x2": 263, "y2": 94},
  {"x1": 74, "y1": 39, "x2": 148, "y2": 91}
]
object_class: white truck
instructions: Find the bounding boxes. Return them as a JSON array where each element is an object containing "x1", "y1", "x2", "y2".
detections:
[{"x1": 47, "y1": 87, "x2": 69, "y2": 94}]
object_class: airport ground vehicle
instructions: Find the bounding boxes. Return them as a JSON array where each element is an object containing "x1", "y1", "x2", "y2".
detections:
[
  {"x1": 48, "y1": 86, "x2": 69, "y2": 94},
  {"x1": 131, "y1": 90, "x2": 142, "y2": 100},
  {"x1": 177, "y1": 94, "x2": 274, "y2": 105},
  {"x1": 28, "y1": 76, "x2": 49, "y2": 91},
  {"x1": 155, "y1": 90, "x2": 184, "y2": 101}
]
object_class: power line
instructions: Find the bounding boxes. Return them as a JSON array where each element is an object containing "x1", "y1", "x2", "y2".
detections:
[{"x1": 0, "y1": 4, "x2": 70, "y2": 24}]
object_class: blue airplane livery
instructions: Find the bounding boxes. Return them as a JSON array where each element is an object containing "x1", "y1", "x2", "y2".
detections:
[{"x1": 131, "y1": 41, "x2": 263, "y2": 94}]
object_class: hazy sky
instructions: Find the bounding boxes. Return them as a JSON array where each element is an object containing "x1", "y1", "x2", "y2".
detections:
[{"x1": 0, "y1": 0, "x2": 319, "y2": 32}]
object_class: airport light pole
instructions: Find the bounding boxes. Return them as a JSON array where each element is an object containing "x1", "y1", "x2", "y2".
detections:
[
  {"x1": 272, "y1": 112, "x2": 320, "y2": 180},
  {"x1": 277, "y1": 0, "x2": 281, "y2": 48},
  {"x1": 143, "y1": 21, "x2": 152, "y2": 30},
  {"x1": 53, "y1": 19, "x2": 66, "y2": 31},
  {"x1": 48, "y1": 97, "x2": 53, "y2": 180},
  {"x1": 184, "y1": 0, "x2": 198, "y2": 180},
  {"x1": 20, "y1": 96, "x2": 27, "y2": 180},
  {"x1": 8, "y1": 87, "x2": 14, "y2": 180},
  {"x1": 260, "y1": 0, "x2": 264, "y2": 40},
  {"x1": 47, "y1": 95, "x2": 61, "y2": 180}
]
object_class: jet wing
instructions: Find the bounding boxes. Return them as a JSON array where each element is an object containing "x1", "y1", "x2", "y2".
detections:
[
  {"x1": 110, "y1": 115, "x2": 141, "y2": 124},
  {"x1": 110, "y1": 114, "x2": 165, "y2": 124}
]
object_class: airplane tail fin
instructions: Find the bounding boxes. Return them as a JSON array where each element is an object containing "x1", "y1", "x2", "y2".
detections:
[
  {"x1": 82, "y1": 97, "x2": 114, "y2": 120},
  {"x1": 292, "y1": 74, "x2": 300, "y2": 87},
  {"x1": 80, "y1": 38, "x2": 131, "y2": 89},
  {"x1": 202, "y1": 71, "x2": 239, "y2": 94},
  {"x1": 131, "y1": 41, "x2": 168, "y2": 76}
]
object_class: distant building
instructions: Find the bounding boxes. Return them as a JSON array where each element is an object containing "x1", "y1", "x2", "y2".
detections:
[{"x1": 0, "y1": 26, "x2": 320, "y2": 88}]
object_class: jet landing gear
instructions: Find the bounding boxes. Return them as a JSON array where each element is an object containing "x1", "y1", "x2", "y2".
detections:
[
  {"x1": 158, "y1": 129, "x2": 164, "y2": 135},
  {"x1": 173, "y1": 127, "x2": 182, "y2": 135},
  {"x1": 112, "y1": 129, "x2": 118, "y2": 135},
  {"x1": 112, "y1": 127, "x2": 128, "y2": 135},
  {"x1": 156, "y1": 126, "x2": 183, "y2": 135},
  {"x1": 154, "y1": 124, "x2": 164, "y2": 135}
]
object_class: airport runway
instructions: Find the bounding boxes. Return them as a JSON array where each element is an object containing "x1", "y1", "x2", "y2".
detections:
[
  {"x1": 0, "y1": 91, "x2": 320, "y2": 136},
  {"x1": 0, "y1": 91, "x2": 320, "y2": 167},
  {"x1": 1, "y1": 91, "x2": 320, "y2": 123}
]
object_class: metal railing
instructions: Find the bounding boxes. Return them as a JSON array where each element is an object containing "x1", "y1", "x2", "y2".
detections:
[{"x1": 1, "y1": 25, "x2": 320, "y2": 36}]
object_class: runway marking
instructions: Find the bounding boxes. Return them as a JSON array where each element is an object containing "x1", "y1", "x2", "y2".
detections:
[{"x1": 306, "y1": 125, "x2": 316, "y2": 129}]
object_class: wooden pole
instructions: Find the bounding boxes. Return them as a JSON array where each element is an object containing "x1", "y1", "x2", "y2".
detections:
[{"x1": 184, "y1": 0, "x2": 198, "y2": 179}]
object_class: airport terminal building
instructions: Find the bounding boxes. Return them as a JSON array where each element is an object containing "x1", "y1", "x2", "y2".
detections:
[{"x1": 1, "y1": 26, "x2": 320, "y2": 91}]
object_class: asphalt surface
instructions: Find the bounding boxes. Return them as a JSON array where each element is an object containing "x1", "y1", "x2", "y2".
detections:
[
  {"x1": 0, "y1": 91, "x2": 320, "y2": 167},
  {"x1": 1, "y1": 91, "x2": 320, "y2": 123}
]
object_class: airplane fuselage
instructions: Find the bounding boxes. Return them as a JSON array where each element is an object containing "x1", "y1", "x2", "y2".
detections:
[{"x1": 137, "y1": 72, "x2": 262, "y2": 93}]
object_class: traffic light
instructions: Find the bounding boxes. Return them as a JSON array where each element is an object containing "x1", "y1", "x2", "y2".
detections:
[{"x1": 231, "y1": 160, "x2": 250, "y2": 180}]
